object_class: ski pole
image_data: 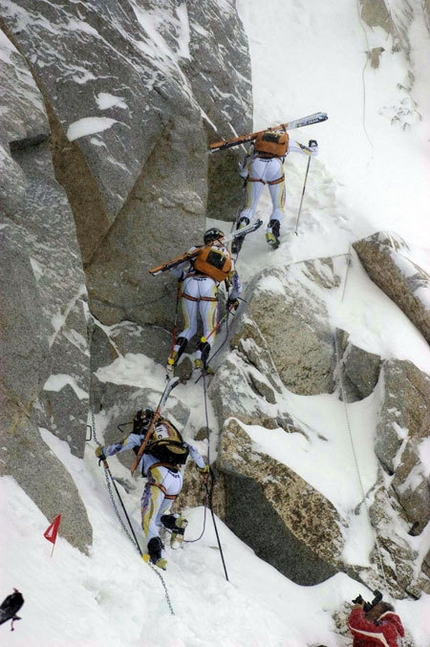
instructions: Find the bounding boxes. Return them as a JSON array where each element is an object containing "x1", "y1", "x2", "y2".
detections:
[
  {"x1": 198, "y1": 299, "x2": 239, "y2": 350},
  {"x1": 294, "y1": 155, "x2": 312, "y2": 235},
  {"x1": 202, "y1": 308, "x2": 232, "y2": 346}
]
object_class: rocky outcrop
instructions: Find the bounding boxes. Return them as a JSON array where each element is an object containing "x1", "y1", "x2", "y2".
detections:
[
  {"x1": 209, "y1": 253, "x2": 430, "y2": 598},
  {"x1": 360, "y1": 0, "x2": 395, "y2": 34},
  {"x1": 354, "y1": 233, "x2": 430, "y2": 344},
  {"x1": 245, "y1": 258, "x2": 343, "y2": 396},
  {"x1": 218, "y1": 419, "x2": 343, "y2": 585},
  {"x1": 375, "y1": 360, "x2": 430, "y2": 533},
  {"x1": 0, "y1": 30, "x2": 92, "y2": 550},
  {"x1": 0, "y1": 418, "x2": 92, "y2": 554},
  {"x1": 335, "y1": 329, "x2": 382, "y2": 402}
]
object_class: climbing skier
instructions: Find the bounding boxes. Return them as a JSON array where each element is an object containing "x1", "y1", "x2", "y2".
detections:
[
  {"x1": 167, "y1": 227, "x2": 241, "y2": 373},
  {"x1": 232, "y1": 131, "x2": 319, "y2": 252},
  {"x1": 348, "y1": 599, "x2": 405, "y2": 646},
  {"x1": 95, "y1": 408, "x2": 208, "y2": 570}
]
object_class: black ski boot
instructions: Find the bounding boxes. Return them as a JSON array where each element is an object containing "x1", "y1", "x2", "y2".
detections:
[
  {"x1": 195, "y1": 340, "x2": 213, "y2": 374},
  {"x1": 161, "y1": 514, "x2": 189, "y2": 548},
  {"x1": 167, "y1": 336, "x2": 188, "y2": 373},
  {"x1": 266, "y1": 219, "x2": 281, "y2": 249},
  {"x1": 147, "y1": 537, "x2": 167, "y2": 570},
  {"x1": 231, "y1": 217, "x2": 250, "y2": 254}
]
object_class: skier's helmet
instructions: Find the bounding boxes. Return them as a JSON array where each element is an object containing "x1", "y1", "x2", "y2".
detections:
[
  {"x1": 204, "y1": 227, "x2": 224, "y2": 244},
  {"x1": 133, "y1": 408, "x2": 154, "y2": 433}
]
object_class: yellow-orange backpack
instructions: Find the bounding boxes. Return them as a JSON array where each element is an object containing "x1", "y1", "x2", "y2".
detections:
[
  {"x1": 254, "y1": 129, "x2": 289, "y2": 157},
  {"x1": 193, "y1": 244, "x2": 232, "y2": 282}
]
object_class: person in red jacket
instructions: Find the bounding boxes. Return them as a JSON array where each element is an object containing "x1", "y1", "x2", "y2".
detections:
[{"x1": 348, "y1": 600, "x2": 405, "y2": 646}]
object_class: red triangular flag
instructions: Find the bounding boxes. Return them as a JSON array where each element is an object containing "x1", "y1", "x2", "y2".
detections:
[{"x1": 43, "y1": 514, "x2": 62, "y2": 544}]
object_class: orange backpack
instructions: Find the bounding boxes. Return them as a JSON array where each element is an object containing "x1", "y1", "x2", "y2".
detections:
[
  {"x1": 193, "y1": 244, "x2": 232, "y2": 282},
  {"x1": 254, "y1": 129, "x2": 289, "y2": 157}
]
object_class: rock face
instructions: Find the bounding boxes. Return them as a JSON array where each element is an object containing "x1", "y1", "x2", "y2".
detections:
[
  {"x1": 0, "y1": 0, "x2": 252, "y2": 553},
  {"x1": 245, "y1": 259, "x2": 341, "y2": 396},
  {"x1": 0, "y1": 28, "x2": 93, "y2": 549},
  {"x1": 209, "y1": 253, "x2": 430, "y2": 598},
  {"x1": 375, "y1": 360, "x2": 430, "y2": 534},
  {"x1": 219, "y1": 419, "x2": 343, "y2": 585},
  {"x1": 1, "y1": 0, "x2": 252, "y2": 330},
  {"x1": 354, "y1": 233, "x2": 430, "y2": 345},
  {"x1": 335, "y1": 329, "x2": 382, "y2": 402}
]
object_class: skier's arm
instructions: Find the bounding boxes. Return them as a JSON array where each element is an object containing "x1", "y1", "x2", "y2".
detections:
[
  {"x1": 288, "y1": 139, "x2": 319, "y2": 156},
  {"x1": 98, "y1": 432, "x2": 142, "y2": 459},
  {"x1": 227, "y1": 269, "x2": 242, "y2": 301},
  {"x1": 239, "y1": 144, "x2": 254, "y2": 178},
  {"x1": 186, "y1": 442, "x2": 207, "y2": 471},
  {"x1": 170, "y1": 246, "x2": 199, "y2": 281}
]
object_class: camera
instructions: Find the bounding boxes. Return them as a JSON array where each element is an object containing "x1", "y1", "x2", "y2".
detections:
[{"x1": 352, "y1": 590, "x2": 383, "y2": 612}]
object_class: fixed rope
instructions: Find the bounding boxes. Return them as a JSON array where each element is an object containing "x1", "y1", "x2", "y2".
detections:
[
  {"x1": 334, "y1": 253, "x2": 388, "y2": 591},
  {"x1": 355, "y1": 0, "x2": 374, "y2": 151},
  {"x1": 201, "y1": 369, "x2": 230, "y2": 582}
]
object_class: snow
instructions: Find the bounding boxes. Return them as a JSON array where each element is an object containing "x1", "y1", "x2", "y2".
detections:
[
  {"x1": 96, "y1": 93, "x2": 128, "y2": 111},
  {"x1": 2, "y1": 1, "x2": 430, "y2": 646},
  {"x1": 43, "y1": 374, "x2": 88, "y2": 401},
  {"x1": 67, "y1": 117, "x2": 122, "y2": 142}
]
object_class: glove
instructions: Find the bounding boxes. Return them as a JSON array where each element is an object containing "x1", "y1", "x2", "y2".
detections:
[
  {"x1": 95, "y1": 445, "x2": 106, "y2": 463},
  {"x1": 308, "y1": 139, "x2": 318, "y2": 151},
  {"x1": 197, "y1": 464, "x2": 209, "y2": 475},
  {"x1": 227, "y1": 297, "x2": 239, "y2": 312}
]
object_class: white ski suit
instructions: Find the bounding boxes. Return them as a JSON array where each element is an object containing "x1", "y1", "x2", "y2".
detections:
[
  {"x1": 239, "y1": 139, "x2": 318, "y2": 227},
  {"x1": 170, "y1": 241, "x2": 241, "y2": 363}
]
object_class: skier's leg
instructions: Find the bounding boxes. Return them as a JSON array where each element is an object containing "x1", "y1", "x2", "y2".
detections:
[
  {"x1": 237, "y1": 158, "x2": 267, "y2": 223},
  {"x1": 168, "y1": 277, "x2": 199, "y2": 366},
  {"x1": 141, "y1": 480, "x2": 167, "y2": 567},
  {"x1": 158, "y1": 471, "x2": 186, "y2": 546},
  {"x1": 195, "y1": 279, "x2": 217, "y2": 369},
  {"x1": 266, "y1": 159, "x2": 285, "y2": 246},
  {"x1": 142, "y1": 466, "x2": 182, "y2": 568}
]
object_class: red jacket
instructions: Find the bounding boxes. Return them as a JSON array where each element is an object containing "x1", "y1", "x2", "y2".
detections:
[{"x1": 348, "y1": 607, "x2": 405, "y2": 646}]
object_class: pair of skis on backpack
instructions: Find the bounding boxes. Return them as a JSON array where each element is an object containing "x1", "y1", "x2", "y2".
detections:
[{"x1": 148, "y1": 219, "x2": 264, "y2": 276}]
